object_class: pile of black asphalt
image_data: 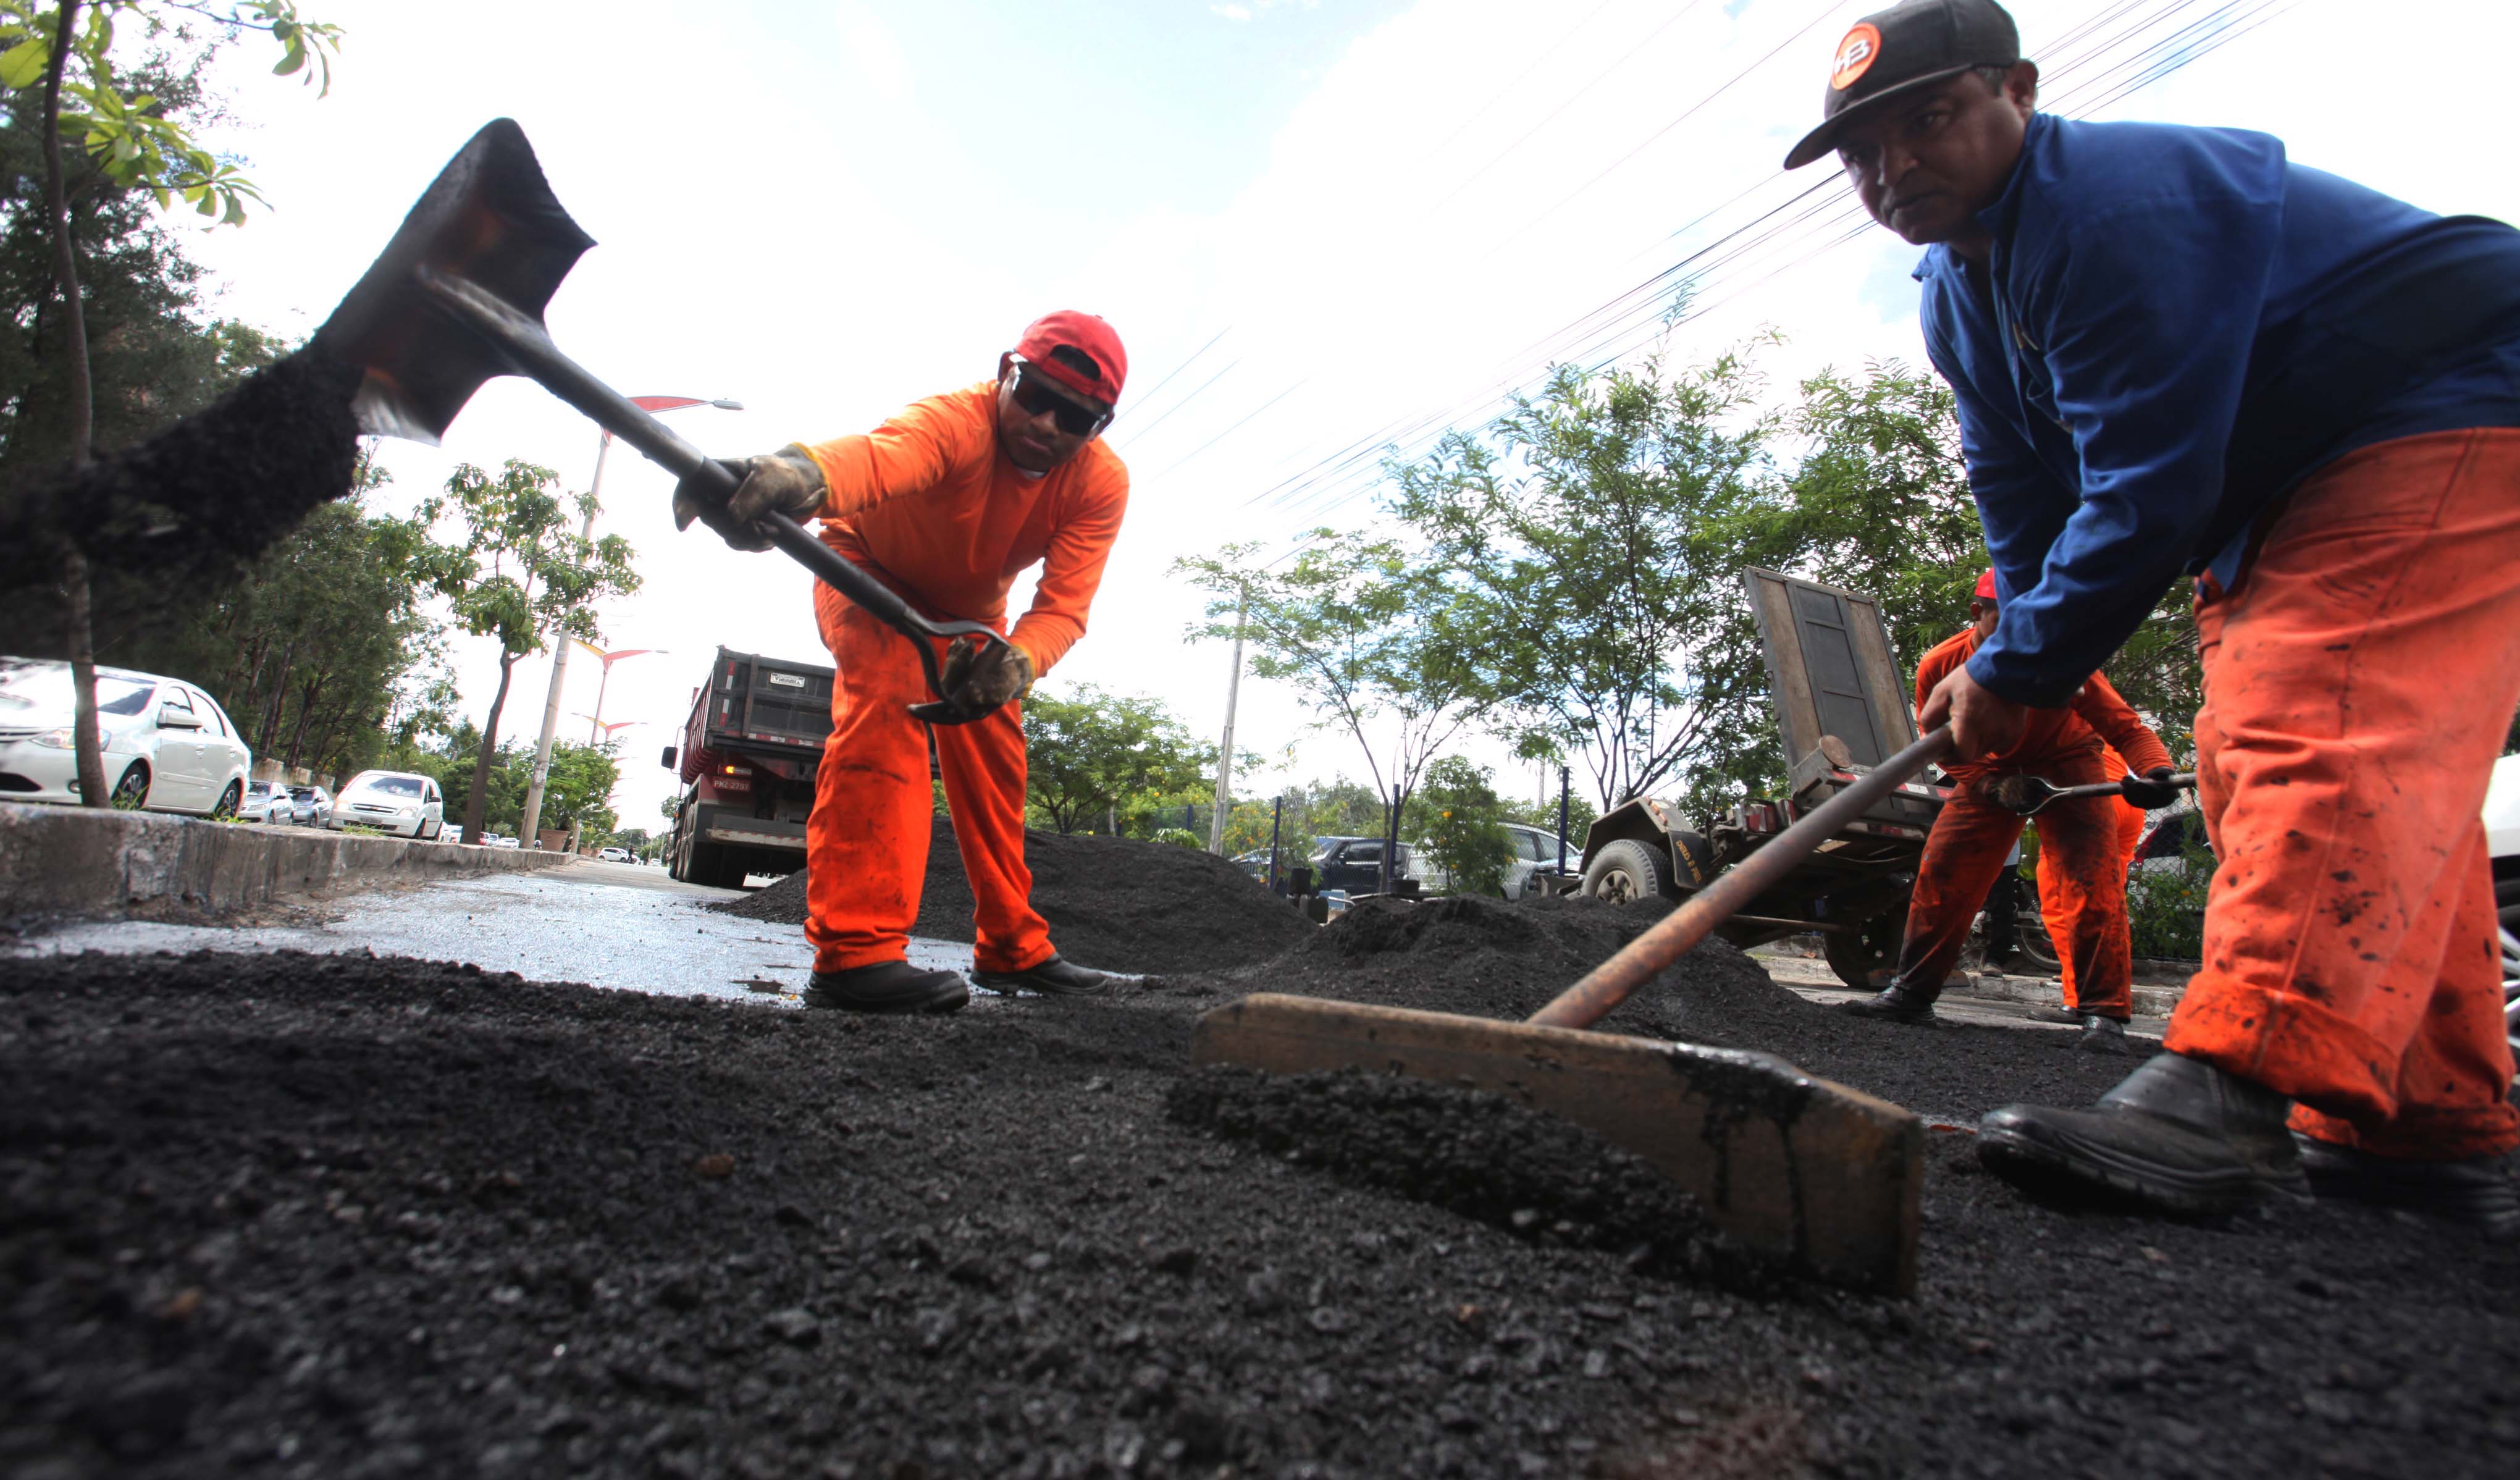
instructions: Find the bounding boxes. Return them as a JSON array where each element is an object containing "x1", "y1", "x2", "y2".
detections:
[
  {"x1": 712, "y1": 818, "x2": 1319, "y2": 976},
  {"x1": 6, "y1": 899, "x2": 2513, "y2": 1478}
]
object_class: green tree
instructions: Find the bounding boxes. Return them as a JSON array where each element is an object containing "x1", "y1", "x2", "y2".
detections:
[
  {"x1": 416, "y1": 459, "x2": 639, "y2": 844},
  {"x1": 1177, "y1": 534, "x2": 1502, "y2": 894},
  {"x1": 1411, "y1": 756, "x2": 1514, "y2": 897},
  {"x1": 0, "y1": 0, "x2": 338, "y2": 805},
  {"x1": 1022, "y1": 684, "x2": 1211, "y2": 835},
  {"x1": 533, "y1": 739, "x2": 620, "y2": 840},
  {"x1": 1385, "y1": 347, "x2": 1773, "y2": 816}
]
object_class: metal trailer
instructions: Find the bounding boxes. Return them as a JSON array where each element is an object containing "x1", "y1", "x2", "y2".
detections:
[
  {"x1": 1575, "y1": 569, "x2": 1954, "y2": 988},
  {"x1": 658, "y1": 647, "x2": 834, "y2": 889}
]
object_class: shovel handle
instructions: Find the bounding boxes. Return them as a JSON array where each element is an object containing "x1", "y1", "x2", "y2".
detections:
[
  {"x1": 1527, "y1": 728, "x2": 1957, "y2": 1031},
  {"x1": 414, "y1": 267, "x2": 1010, "y2": 723}
]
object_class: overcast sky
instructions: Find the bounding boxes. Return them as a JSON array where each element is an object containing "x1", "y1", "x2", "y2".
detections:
[{"x1": 175, "y1": 0, "x2": 2519, "y2": 829}]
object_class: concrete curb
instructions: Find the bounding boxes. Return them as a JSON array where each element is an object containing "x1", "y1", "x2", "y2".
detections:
[
  {"x1": 0, "y1": 802, "x2": 573, "y2": 920},
  {"x1": 1960, "y1": 970, "x2": 2186, "y2": 1020}
]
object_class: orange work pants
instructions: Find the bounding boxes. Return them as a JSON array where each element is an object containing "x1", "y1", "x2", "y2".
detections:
[
  {"x1": 803, "y1": 580, "x2": 1053, "y2": 976},
  {"x1": 1897, "y1": 749, "x2": 2135, "y2": 1018},
  {"x1": 2164, "y1": 429, "x2": 2520, "y2": 1160},
  {"x1": 2034, "y1": 796, "x2": 2148, "y2": 1003}
]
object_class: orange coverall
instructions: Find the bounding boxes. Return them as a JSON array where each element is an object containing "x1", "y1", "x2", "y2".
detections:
[
  {"x1": 2030, "y1": 741, "x2": 2152, "y2": 999},
  {"x1": 2164, "y1": 430, "x2": 2520, "y2": 1159},
  {"x1": 1897, "y1": 628, "x2": 2174, "y2": 1018},
  {"x1": 793, "y1": 383, "x2": 1128, "y2": 975}
]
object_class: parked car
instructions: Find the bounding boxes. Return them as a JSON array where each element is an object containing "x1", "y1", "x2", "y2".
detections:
[
  {"x1": 241, "y1": 778, "x2": 293, "y2": 824},
  {"x1": 597, "y1": 845, "x2": 632, "y2": 863},
  {"x1": 0, "y1": 657, "x2": 251, "y2": 816},
  {"x1": 1501, "y1": 822, "x2": 1579, "y2": 900},
  {"x1": 1311, "y1": 836, "x2": 1440, "y2": 895},
  {"x1": 487, "y1": 833, "x2": 521, "y2": 850},
  {"x1": 288, "y1": 784, "x2": 334, "y2": 828},
  {"x1": 327, "y1": 770, "x2": 445, "y2": 839}
]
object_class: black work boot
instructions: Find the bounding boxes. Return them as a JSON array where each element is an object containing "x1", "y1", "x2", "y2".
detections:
[
  {"x1": 970, "y1": 952, "x2": 1119, "y2": 999},
  {"x1": 2074, "y1": 1015, "x2": 2130, "y2": 1055},
  {"x1": 805, "y1": 961, "x2": 970, "y2": 1015},
  {"x1": 1839, "y1": 976, "x2": 1941, "y2": 1024},
  {"x1": 2293, "y1": 1135, "x2": 2520, "y2": 1238},
  {"x1": 1978, "y1": 1051, "x2": 2309, "y2": 1215}
]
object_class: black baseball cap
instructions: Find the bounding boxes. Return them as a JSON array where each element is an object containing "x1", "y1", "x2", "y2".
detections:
[{"x1": 1781, "y1": 0, "x2": 2022, "y2": 169}]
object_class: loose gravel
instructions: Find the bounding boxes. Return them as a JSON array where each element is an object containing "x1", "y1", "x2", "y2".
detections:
[
  {"x1": 6, "y1": 899, "x2": 2516, "y2": 1479},
  {"x1": 712, "y1": 819, "x2": 1318, "y2": 976}
]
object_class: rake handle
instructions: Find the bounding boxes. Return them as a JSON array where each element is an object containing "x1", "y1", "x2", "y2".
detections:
[
  {"x1": 414, "y1": 268, "x2": 1008, "y2": 721},
  {"x1": 1527, "y1": 728, "x2": 1957, "y2": 1031}
]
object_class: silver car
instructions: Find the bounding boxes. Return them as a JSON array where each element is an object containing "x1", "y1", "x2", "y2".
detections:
[{"x1": 288, "y1": 784, "x2": 334, "y2": 827}]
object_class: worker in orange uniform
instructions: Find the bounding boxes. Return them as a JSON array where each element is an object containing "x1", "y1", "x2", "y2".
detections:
[
  {"x1": 2030, "y1": 739, "x2": 2154, "y2": 1003},
  {"x1": 1844, "y1": 569, "x2": 2177, "y2": 1051},
  {"x1": 673, "y1": 313, "x2": 1130, "y2": 1015},
  {"x1": 1789, "y1": 0, "x2": 2520, "y2": 1232}
]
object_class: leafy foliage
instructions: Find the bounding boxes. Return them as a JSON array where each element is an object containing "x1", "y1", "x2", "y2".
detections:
[
  {"x1": 416, "y1": 459, "x2": 639, "y2": 844},
  {"x1": 1387, "y1": 348, "x2": 1774, "y2": 815},
  {"x1": 380, "y1": 725, "x2": 620, "y2": 839},
  {"x1": 1176, "y1": 534, "x2": 1502, "y2": 893},
  {"x1": 1411, "y1": 756, "x2": 1514, "y2": 898},
  {"x1": 1022, "y1": 684, "x2": 1213, "y2": 835},
  {"x1": 2125, "y1": 825, "x2": 2214, "y2": 961},
  {"x1": 0, "y1": 0, "x2": 340, "y2": 224}
]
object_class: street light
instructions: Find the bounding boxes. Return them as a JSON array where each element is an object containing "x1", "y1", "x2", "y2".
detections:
[
  {"x1": 574, "y1": 644, "x2": 663, "y2": 745},
  {"x1": 517, "y1": 395, "x2": 741, "y2": 849}
]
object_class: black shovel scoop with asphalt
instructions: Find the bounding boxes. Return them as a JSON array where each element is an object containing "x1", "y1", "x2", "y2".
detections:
[
  {"x1": 311, "y1": 118, "x2": 1010, "y2": 725},
  {"x1": 1990, "y1": 771, "x2": 2197, "y2": 817}
]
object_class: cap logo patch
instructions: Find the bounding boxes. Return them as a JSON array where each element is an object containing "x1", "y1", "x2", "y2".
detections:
[{"x1": 1830, "y1": 22, "x2": 1881, "y2": 90}]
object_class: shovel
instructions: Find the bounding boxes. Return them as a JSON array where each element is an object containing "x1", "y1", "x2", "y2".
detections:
[
  {"x1": 311, "y1": 119, "x2": 1011, "y2": 725},
  {"x1": 1991, "y1": 771, "x2": 2196, "y2": 817},
  {"x1": 1195, "y1": 728, "x2": 1957, "y2": 1296}
]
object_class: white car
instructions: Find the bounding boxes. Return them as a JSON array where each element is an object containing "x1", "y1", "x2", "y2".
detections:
[
  {"x1": 597, "y1": 846, "x2": 632, "y2": 863},
  {"x1": 0, "y1": 657, "x2": 252, "y2": 816},
  {"x1": 1502, "y1": 822, "x2": 1578, "y2": 900},
  {"x1": 327, "y1": 770, "x2": 445, "y2": 839}
]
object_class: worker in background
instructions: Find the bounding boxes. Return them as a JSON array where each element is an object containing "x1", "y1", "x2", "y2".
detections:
[
  {"x1": 674, "y1": 313, "x2": 1130, "y2": 1014},
  {"x1": 1844, "y1": 568, "x2": 2177, "y2": 1050},
  {"x1": 1789, "y1": 0, "x2": 2520, "y2": 1232}
]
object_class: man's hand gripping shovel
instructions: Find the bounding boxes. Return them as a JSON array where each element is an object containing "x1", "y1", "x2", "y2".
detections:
[{"x1": 310, "y1": 118, "x2": 1014, "y2": 725}]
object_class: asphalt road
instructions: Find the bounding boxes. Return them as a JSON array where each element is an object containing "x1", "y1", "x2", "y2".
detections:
[{"x1": 3, "y1": 860, "x2": 980, "y2": 1005}]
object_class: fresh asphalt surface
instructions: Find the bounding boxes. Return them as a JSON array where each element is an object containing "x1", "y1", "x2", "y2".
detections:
[
  {"x1": 4, "y1": 859, "x2": 2138, "y2": 1038},
  {"x1": 2, "y1": 860, "x2": 983, "y2": 1006}
]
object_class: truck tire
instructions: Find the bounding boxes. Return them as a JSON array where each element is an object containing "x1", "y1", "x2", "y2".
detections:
[
  {"x1": 1583, "y1": 838, "x2": 1673, "y2": 904},
  {"x1": 1824, "y1": 907, "x2": 1905, "y2": 990},
  {"x1": 690, "y1": 841, "x2": 749, "y2": 890}
]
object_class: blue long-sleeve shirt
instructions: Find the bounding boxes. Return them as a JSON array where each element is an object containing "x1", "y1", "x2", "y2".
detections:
[{"x1": 1915, "y1": 112, "x2": 2520, "y2": 705}]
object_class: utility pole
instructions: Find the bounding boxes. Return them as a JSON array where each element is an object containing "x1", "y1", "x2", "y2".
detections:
[
  {"x1": 519, "y1": 395, "x2": 737, "y2": 847},
  {"x1": 1206, "y1": 588, "x2": 1248, "y2": 854},
  {"x1": 1556, "y1": 765, "x2": 1571, "y2": 874}
]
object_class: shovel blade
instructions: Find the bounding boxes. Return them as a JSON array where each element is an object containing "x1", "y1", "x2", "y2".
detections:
[
  {"x1": 312, "y1": 119, "x2": 595, "y2": 444},
  {"x1": 1191, "y1": 993, "x2": 1923, "y2": 1295}
]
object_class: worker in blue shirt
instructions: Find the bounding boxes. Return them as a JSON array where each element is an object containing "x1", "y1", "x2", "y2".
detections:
[{"x1": 1786, "y1": 0, "x2": 2520, "y2": 1235}]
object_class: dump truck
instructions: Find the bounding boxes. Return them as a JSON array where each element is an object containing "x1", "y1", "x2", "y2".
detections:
[
  {"x1": 658, "y1": 647, "x2": 834, "y2": 889},
  {"x1": 1575, "y1": 570, "x2": 1962, "y2": 988}
]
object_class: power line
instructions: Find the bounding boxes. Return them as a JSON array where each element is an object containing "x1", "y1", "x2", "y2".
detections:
[
  {"x1": 1225, "y1": 0, "x2": 2296, "y2": 536},
  {"x1": 1114, "y1": 326, "x2": 1230, "y2": 426}
]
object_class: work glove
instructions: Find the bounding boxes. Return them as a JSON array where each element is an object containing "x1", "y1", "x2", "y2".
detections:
[
  {"x1": 2119, "y1": 767, "x2": 2183, "y2": 810},
  {"x1": 671, "y1": 447, "x2": 828, "y2": 553},
  {"x1": 907, "y1": 635, "x2": 1033, "y2": 725}
]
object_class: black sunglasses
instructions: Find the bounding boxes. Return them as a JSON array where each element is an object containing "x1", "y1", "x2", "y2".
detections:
[{"x1": 1008, "y1": 360, "x2": 1112, "y2": 439}]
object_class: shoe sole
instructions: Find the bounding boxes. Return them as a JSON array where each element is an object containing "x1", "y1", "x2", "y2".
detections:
[
  {"x1": 1976, "y1": 1112, "x2": 2300, "y2": 1216},
  {"x1": 802, "y1": 983, "x2": 970, "y2": 1015}
]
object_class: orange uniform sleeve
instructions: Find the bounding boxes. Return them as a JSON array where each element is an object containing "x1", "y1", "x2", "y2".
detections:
[
  {"x1": 1007, "y1": 461, "x2": 1129, "y2": 676},
  {"x1": 2071, "y1": 672, "x2": 2175, "y2": 777},
  {"x1": 1913, "y1": 629, "x2": 1973, "y2": 713},
  {"x1": 795, "y1": 390, "x2": 994, "y2": 523}
]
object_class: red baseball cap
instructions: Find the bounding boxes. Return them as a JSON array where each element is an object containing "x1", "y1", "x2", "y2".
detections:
[
  {"x1": 1974, "y1": 567, "x2": 1997, "y2": 601},
  {"x1": 1010, "y1": 311, "x2": 1127, "y2": 410}
]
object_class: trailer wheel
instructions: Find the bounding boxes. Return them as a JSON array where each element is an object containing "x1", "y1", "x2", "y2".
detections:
[
  {"x1": 1582, "y1": 838, "x2": 1673, "y2": 904},
  {"x1": 1824, "y1": 908, "x2": 1905, "y2": 989}
]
